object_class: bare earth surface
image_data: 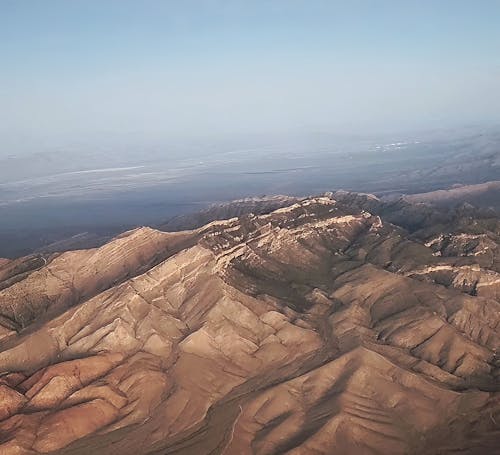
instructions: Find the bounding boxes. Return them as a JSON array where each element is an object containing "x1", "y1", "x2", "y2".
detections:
[
  {"x1": 403, "y1": 180, "x2": 500, "y2": 211},
  {"x1": 0, "y1": 193, "x2": 499, "y2": 454}
]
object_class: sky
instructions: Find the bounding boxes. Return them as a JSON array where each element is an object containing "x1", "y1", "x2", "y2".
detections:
[{"x1": 1, "y1": 0, "x2": 500, "y2": 154}]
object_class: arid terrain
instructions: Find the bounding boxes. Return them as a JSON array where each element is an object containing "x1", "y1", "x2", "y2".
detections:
[
  {"x1": 0, "y1": 192, "x2": 499, "y2": 454},
  {"x1": 402, "y1": 180, "x2": 500, "y2": 211},
  {"x1": 2, "y1": 127, "x2": 500, "y2": 259}
]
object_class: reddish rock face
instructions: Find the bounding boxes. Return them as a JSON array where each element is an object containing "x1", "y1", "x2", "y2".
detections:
[{"x1": 0, "y1": 194, "x2": 499, "y2": 455}]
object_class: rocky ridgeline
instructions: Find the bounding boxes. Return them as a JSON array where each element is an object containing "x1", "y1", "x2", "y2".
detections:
[{"x1": 0, "y1": 193, "x2": 498, "y2": 454}]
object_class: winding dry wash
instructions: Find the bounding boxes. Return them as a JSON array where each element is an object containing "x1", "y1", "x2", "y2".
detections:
[{"x1": 0, "y1": 193, "x2": 498, "y2": 454}]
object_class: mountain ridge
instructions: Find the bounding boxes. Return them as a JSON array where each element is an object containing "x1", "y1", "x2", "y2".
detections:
[{"x1": 0, "y1": 193, "x2": 498, "y2": 454}]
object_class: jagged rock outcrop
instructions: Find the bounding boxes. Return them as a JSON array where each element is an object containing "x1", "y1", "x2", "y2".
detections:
[{"x1": 0, "y1": 194, "x2": 498, "y2": 454}]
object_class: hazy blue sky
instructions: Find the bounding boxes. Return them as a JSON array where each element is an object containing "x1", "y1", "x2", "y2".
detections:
[{"x1": 1, "y1": 0, "x2": 500, "y2": 153}]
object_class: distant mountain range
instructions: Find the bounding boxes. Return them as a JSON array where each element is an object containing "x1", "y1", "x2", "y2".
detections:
[
  {"x1": 402, "y1": 180, "x2": 500, "y2": 210},
  {"x1": 1, "y1": 178, "x2": 497, "y2": 260},
  {"x1": 1, "y1": 126, "x2": 500, "y2": 258}
]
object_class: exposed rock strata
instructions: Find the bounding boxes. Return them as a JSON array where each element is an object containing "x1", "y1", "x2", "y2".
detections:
[{"x1": 0, "y1": 194, "x2": 498, "y2": 454}]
